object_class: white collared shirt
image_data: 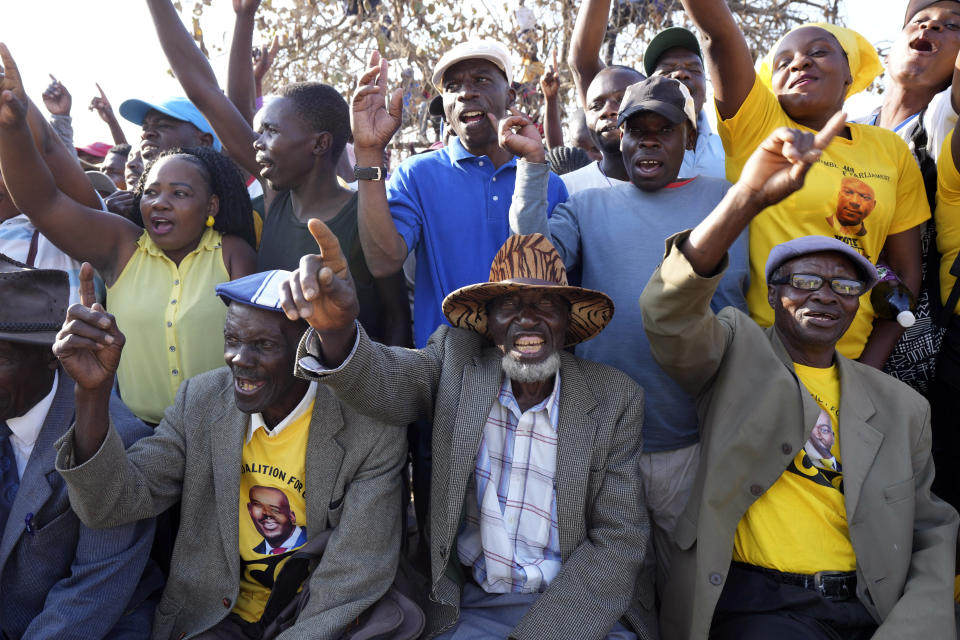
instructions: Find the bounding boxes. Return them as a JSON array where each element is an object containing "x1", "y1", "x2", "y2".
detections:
[
  {"x1": 678, "y1": 111, "x2": 726, "y2": 180},
  {"x1": 245, "y1": 381, "x2": 317, "y2": 444},
  {"x1": 261, "y1": 525, "x2": 305, "y2": 554},
  {"x1": 7, "y1": 371, "x2": 58, "y2": 479}
]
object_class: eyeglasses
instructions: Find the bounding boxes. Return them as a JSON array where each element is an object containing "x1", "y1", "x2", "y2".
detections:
[{"x1": 771, "y1": 273, "x2": 865, "y2": 297}]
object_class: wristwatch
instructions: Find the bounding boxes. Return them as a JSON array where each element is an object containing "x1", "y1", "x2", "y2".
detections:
[{"x1": 353, "y1": 165, "x2": 385, "y2": 181}]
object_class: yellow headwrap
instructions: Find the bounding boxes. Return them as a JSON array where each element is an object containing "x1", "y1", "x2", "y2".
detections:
[{"x1": 756, "y1": 23, "x2": 883, "y2": 98}]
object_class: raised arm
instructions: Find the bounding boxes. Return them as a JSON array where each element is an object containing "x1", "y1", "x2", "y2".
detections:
[
  {"x1": 227, "y1": 0, "x2": 261, "y2": 125},
  {"x1": 351, "y1": 51, "x2": 409, "y2": 277},
  {"x1": 681, "y1": 112, "x2": 846, "y2": 275},
  {"x1": 0, "y1": 46, "x2": 137, "y2": 280},
  {"x1": 144, "y1": 0, "x2": 260, "y2": 177},
  {"x1": 88, "y1": 83, "x2": 128, "y2": 145},
  {"x1": 540, "y1": 51, "x2": 564, "y2": 149},
  {"x1": 568, "y1": 0, "x2": 610, "y2": 106},
  {"x1": 677, "y1": 0, "x2": 756, "y2": 120}
]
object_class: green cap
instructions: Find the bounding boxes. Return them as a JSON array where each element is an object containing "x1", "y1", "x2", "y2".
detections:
[{"x1": 643, "y1": 27, "x2": 703, "y2": 77}]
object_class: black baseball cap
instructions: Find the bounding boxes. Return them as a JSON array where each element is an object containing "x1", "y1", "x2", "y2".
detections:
[
  {"x1": 617, "y1": 76, "x2": 698, "y2": 132},
  {"x1": 643, "y1": 27, "x2": 703, "y2": 77}
]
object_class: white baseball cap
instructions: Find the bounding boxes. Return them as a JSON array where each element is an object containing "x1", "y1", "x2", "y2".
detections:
[{"x1": 432, "y1": 39, "x2": 513, "y2": 90}]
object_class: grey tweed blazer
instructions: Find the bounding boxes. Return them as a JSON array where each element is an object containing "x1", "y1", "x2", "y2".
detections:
[
  {"x1": 56, "y1": 366, "x2": 406, "y2": 640},
  {"x1": 297, "y1": 323, "x2": 654, "y2": 640}
]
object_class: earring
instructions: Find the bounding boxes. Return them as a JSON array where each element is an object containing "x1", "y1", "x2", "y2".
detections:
[{"x1": 205, "y1": 215, "x2": 215, "y2": 227}]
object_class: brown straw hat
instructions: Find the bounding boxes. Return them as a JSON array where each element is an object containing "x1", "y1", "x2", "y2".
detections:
[{"x1": 442, "y1": 234, "x2": 614, "y2": 347}]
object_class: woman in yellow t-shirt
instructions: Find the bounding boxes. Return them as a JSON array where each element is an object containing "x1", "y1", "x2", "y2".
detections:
[
  {"x1": 680, "y1": 0, "x2": 929, "y2": 366},
  {"x1": 0, "y1": 45, "x2": 257, "y2": 422}
]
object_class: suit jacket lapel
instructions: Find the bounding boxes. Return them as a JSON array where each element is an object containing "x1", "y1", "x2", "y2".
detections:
[
  {"x1": 836, "y1": 358, "x2": 881, "y2": 520},
  {"x1": 210, "y1": 384, "x2": 246, "y2": 578},
  {"x1": 765, "y1": 327, "x2": 822, "y2": 446},
  {"x1": 554, "y1": 353, "x2": 598, "y2": 559},
  {"x1": 445, "y1": 352, "x2": 500, "y2": 542},
  {"x1": 304, "y1": 385, "x2": 344, "y2": 535},
  {"x1": 0, "y1": 374, "x2": 70, "y2": 573}
]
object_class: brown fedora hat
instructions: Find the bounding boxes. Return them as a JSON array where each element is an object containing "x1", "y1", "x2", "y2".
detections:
[
  {"x1": 0, "y1": 253, "x2": 69, "y2": 345},
  {"x1": 442, "y1": 234, "x2": 614, "y2": 346}
]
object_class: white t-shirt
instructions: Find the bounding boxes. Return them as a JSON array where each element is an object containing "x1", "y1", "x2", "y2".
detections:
[{"x1": 853, "y1": 86, "x2": 958, "y2": 160}]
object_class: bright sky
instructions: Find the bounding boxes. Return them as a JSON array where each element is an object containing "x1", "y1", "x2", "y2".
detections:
[{"x1": 4, "y1": 0, "x2": 903, "y2": 147}]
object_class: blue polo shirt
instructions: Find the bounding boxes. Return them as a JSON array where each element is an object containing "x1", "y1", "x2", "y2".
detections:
[{"x1": 388, "y1": 138, "x2": 568, "y2": 347}]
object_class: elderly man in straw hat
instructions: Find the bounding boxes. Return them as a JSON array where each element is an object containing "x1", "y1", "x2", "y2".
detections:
[{"x1": 280, "y1": 222, "x2": 652, "y2": 639}]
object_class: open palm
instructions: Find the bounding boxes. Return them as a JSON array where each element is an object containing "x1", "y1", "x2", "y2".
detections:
[{"x1": 351, "y1": 49, "x2": 403, "y2": 151}]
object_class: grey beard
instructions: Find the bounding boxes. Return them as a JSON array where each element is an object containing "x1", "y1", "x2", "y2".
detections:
[{"x1": 501, "y1": 352, "x2": 561, "y2": 383}]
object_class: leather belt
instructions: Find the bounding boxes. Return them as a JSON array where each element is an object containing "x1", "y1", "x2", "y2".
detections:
[{"x1": 733, "y1": 561, "x2": 857, "y2": 601}]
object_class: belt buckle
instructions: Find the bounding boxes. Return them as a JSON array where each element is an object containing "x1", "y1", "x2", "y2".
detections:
[{"x1": 813, "y1": 571, "x2": 852, "y2": 600}]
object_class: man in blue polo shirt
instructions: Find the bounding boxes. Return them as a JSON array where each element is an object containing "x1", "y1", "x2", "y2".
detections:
[{"x1": 350, "y1": 40, "x2": 568, "y2": 348}]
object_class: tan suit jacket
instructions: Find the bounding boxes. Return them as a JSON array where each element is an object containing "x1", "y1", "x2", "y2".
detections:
[
  {"x1": 640, "y1": 232, "x2": 959, "y2": 640},
  {"x1": 56, "y1": 367, "x2": 406, "y2": 640}
]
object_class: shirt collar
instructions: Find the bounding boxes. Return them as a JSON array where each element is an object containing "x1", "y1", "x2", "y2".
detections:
[
  {"x1": 8, "y1": 370, "x2": 58, "y2": 448},
  {"x1": 497, "y1": 370, "x2": 562, "y2": 429},
  {"x1": 696, "y1": 109, "x2": 713, "y2": 135},
  {"x1": 448, "y1": 137, "x2": 518, "y2": 169},
  {"x1": 246, "y1": 380, "x2": 317, "y2": 444}
]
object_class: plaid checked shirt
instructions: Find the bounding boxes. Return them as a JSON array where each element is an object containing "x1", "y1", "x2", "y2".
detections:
[{"x1": 456, "y1": 372, "x2": 563, "y2": 594}]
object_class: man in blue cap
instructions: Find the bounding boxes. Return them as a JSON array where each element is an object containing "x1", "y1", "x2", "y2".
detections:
[
  {"x1": 119, "y1": 95, "x2": 221, "y2": 162},
  {"x1": 55, "y1": 266, "x2": 407, "y2": 639}
]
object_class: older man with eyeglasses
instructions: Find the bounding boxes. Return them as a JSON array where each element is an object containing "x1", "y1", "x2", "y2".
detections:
[{"x1": 640, "y1": 114, "x2": 959, "y2": 640}]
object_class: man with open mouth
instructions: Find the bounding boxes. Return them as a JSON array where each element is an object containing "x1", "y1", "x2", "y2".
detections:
[
  {"x1": 504, "y1": 74, "x2": 748, "y2": 597},
  {"x1": 640, "y1": 114, "x2": 958, "y2": 640},
  {"x1": 283, "y1": 224, "x2": 652, "y2": 639},
  {"x1": 55, "y1": 268, "x2": 407, "y2": 639}
]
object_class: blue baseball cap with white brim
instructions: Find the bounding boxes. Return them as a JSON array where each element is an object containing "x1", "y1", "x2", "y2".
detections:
[
  {"x1": 119, "y1": 96, "x2": 222, "y2": 151},
  {"x1": 216, "y1": 270, "x2": 292, "y2": 311}
]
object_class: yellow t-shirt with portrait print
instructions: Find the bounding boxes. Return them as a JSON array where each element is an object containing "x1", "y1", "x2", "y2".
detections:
[
  {"x1": 935, "y1": 135, "x2": 960, "y2": 314},
  {"x1": 233, "y1": 391, "x2": 315, "y2": 623},
  {"x1": 718, "y1": 75, "x2": 931, "y2": 358},
  {"x1": 733, "y1": 363, "x2": 856, "y2": 574}
]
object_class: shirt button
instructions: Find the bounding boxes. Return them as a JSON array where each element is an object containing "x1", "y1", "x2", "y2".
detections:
[
  {"x1": 750, "y1": 484, "x2": 763, "y2": 497},
  {"x1": 478, "y1": 160, "x2": 484, "y2": 167},
  {"x1": 171, "y1": 299, "x2": 177, "y2": 305},
  {"x1": 169, "y1": 346, "x2": 176, "y2": 352},
  {"x1": 492, "y1": 195, "x2": 499, "y2": 201},
  {"x1": 781, "y1": 443, "x2": 793, "y2": 455},
  {"x1": 172, "y1": 369, "x2": 179, "y2": 376},
  {"x1": 167, "y1": 322, "x2": 173, "y2": 328},
  {"x1": 492, "y1": 176, "x2": 497, "y2": 182},
  {"x1": 222, "y1": 597, "x2": 231, "y2": 608},
  {"x1": 709, "y1": 572, "x2": 723, "y2": 586},
  {"x1": 174, "y1": 280, "x2": 180, "y2": 285}
]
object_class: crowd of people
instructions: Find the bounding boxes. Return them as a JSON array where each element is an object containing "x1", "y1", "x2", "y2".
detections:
[{"x1": 0, "y1": 0, "x2": 958, "y2": 638}]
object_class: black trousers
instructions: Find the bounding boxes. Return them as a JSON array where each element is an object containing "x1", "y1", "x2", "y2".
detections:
[{"x1": 710, "y1": 563, "x2": 878, "y2": 640}]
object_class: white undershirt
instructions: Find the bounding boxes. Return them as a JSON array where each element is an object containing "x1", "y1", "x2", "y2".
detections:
[{"x1": 6, "y1": 371, "x2": 58, "y2": 479}]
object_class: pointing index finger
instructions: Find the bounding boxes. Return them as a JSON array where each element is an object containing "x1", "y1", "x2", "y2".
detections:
[
  {"x1": 813, "y1": 111, "x2": 847, "y2": 151},
  {"x1": 78, "y1": 262, "x2": 97, "y2": 308},
  {"x1": 307, "y1": 218, "x2": 348, "y2": 275}
]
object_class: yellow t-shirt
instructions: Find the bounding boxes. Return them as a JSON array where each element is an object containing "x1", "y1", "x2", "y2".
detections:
[
  {"x1": 936, "y1": 135, "x2": 960, "y2": 314},
  {"x1": 234, "y1": 393, "x2": 314, "y2": 623},
  {"x1": 718, "y1": 76, "x2": 931, "y2": 358},
  {"x1": 107, "y1": 228, "x2": 230, "y2": 424},
  {"x1": 733, "y1": 363, "x2": 856, "y2": 573}
]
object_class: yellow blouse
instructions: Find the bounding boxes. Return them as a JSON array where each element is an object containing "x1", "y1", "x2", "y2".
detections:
[{"x1": 108, "y1": 228, "x2": 230, "y2": 423}]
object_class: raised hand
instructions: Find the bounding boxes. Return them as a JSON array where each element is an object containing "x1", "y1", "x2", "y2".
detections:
[
  {"x1": 88, "y1": 83, "x2": 115, "y2": 123},
  {"x1": 280, "y1": 219, "x2": 360, "y2": 334},
  {"x1": 232, "y1": 0, "x2": 262, "y2": 14},
  {"x1": 253, "y1": 35, "x2": 280, "y2": 83},
  {"x1": 738, "y1": 110, "x2": 846, "y2": 209},
  {"x1": 42, "y1": 74, "x2": 71, "y2": 116},
  {"x1": 497, "y1": 107, "x2": 545, "y2": 164},
  {"x1": 351, "y1": 49, "x2": 403, "y2": 153},
  {"x1": 53, "y1": 263, "x2": 125, "y2": 391},
  {"x1": 0, "y1": 44, "x2": 30, "y2": 127},
  {"x1": 539, "y1": 50, "x2": 559, "y2": 100}
]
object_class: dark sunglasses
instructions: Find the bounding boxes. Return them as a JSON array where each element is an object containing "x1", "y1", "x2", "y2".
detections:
[{"x1": 771, "y1": 273, "x2": 865, "y2": 297}]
